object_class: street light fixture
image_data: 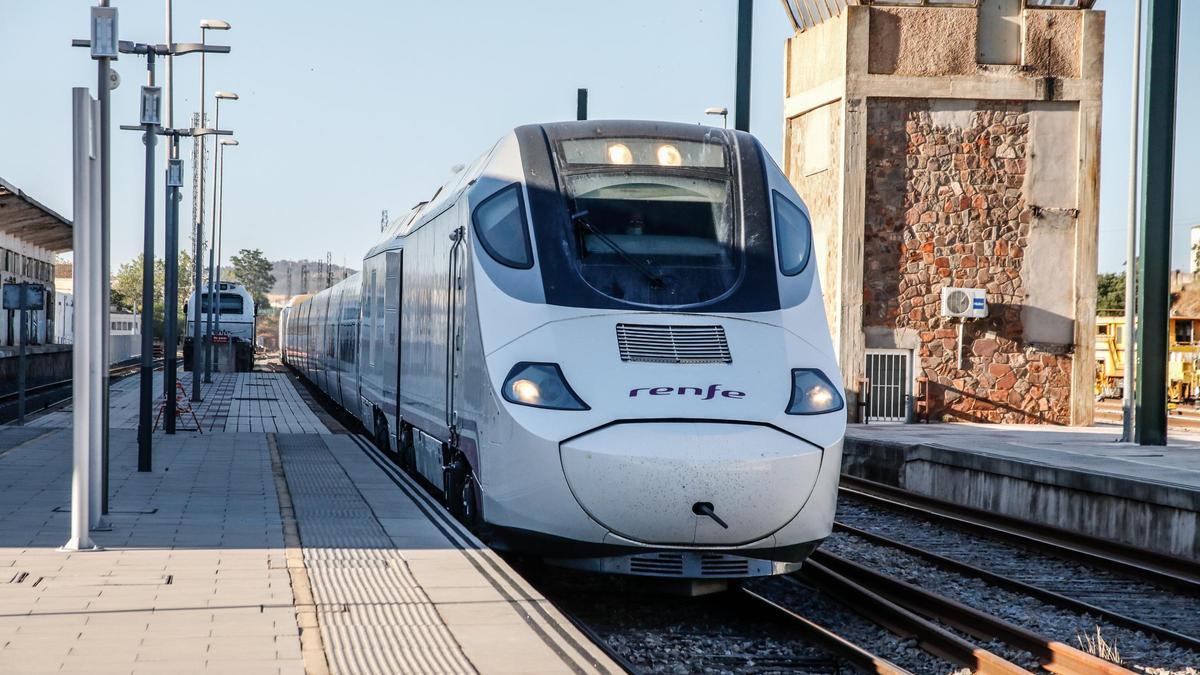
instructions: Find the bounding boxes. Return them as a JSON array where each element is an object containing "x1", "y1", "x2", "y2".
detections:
[
  {"x1": 140, "y1": 86, "x2": 162, "y2": 126},
  {"x1": 90, "y1": 6, "x2": 119, "y2": 59},
  {"x1": 705, "y1": 106, "x2": 729, "y2": 129},
  {"x1": 191, "y1": 18, "x2": 231, "y2": 400},
  {"x1": 205, "y1": 91, "x2": 239, "y2": 381}
]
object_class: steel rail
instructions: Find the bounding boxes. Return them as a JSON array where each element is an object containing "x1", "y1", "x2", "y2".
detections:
[
  {"x1": 539, "y1": 597, "x2": 640, "y2": 675},
  {"x1": 834, "y1": 521, "x2": 1200, "y2": 653},
  {"x1": 0, "y1": 359, "x2": 161, "y2": 406},
  {"x1": 811, "y1": 550, "x2": 1136, "y2": 675},
  {"x1": 797, "y1": 558, "x2": 1031, "y2": 674},
  {"x1": 840, "y1": 475, "x2": 1200, "y2": 594},
  {"x1": 734, "y1": 586, "x2": 914, "y2": 675}
]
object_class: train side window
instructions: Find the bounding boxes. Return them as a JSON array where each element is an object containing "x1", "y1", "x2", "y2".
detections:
[
  {"x1": 473, "y1": 184, "x2": 532, "y2": 269},
  {"x1": 772, "y1": 191, "x2": 812, "y2": 277}
]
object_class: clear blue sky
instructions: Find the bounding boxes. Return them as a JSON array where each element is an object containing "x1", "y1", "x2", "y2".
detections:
[{"x1": 0, "y1": 1, "x2": 1195, "y2": 274}]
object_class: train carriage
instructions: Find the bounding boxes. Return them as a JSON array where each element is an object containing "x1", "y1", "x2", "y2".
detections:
[{"x1": 283, "y1": 120, "x2": 846, "y2": 579}]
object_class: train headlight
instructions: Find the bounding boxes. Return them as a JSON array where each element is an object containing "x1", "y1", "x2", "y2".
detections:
[
  {"x1": 502, "y1": 363, "x2": 590, "y2": 411},
  {"x1": 607, "y1": 143, "x2": 633, "y2": 165},
  {"x1": 786, "y1": 369, "x2": 844, "y2": 415},
  {"x1": 656, "y1": 143, "x2": 682, "y2": 166}
]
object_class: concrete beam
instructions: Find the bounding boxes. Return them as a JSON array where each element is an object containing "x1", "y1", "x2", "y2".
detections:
[{"x1": 848, "y1": 73, "x2": 1102, "y2": 103}]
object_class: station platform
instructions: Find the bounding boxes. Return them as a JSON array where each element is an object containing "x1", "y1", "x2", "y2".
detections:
[
  {"x1": 844, "y1": 422, "x2": 1200, "y2": 562},
  {"x1": 0, "y1": 369, "x2": 618, "y2": 674}
]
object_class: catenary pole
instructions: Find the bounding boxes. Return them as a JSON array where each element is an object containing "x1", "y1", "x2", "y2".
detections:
[
  {"x1": 88, "y1": 96, "x2": 104, "y2": 527},
  {"x1": 576, "y1": 88, "x2": 587, "y2": 121},
  {"x1": 734, "y1": 0, "x2": 752, "y2": 132},
  {"x1": 137, "y1": 53, "x2": 157, "y2": 470},
  {"x1": 204, "y1": 99, "x2": 221, "y2": 382},
  {"x1": 97, "y1": 0, "x2": 112, "y2": 516},
  {"x1": 1122, "y1": 0, "x2": 1143, "y2": 444},
  {"x1": 190, "y1": 31, "x2": 207, "y2": 401},
  {"x1": 214, "y1": 138, "x2": 228, "y2": 357},
  {"x1": 1134, "y1": 0, "x2": 1181, "y2": 446},
  {"x1": 164, "y1": 138, "x2": 181, "y2": 434}
]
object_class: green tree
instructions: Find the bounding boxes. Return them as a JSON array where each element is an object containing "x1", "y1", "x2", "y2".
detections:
[
  {"x1": 107, "y1": 252, "x2": 193, "y2": 340},
  {"x1": 111, "y1": 254, "x2": 147, "y2": 313},
  {"x1": 228, "y1": 248, "x2": 275, "y2": 311},
  {"x1": 1097, "y1": 272, "x2": 1125, "y2": 312}
]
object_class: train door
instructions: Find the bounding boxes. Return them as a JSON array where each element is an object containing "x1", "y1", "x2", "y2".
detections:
[
  {"x1": 446, "y1": 225, "x2": 465, "y2": 432},
  {"x1": 391, "y1": 247, "x2": 405, "y2": 446},
  {"x1": 385, "y1": 250, "x2": 402, "y2": 449}
]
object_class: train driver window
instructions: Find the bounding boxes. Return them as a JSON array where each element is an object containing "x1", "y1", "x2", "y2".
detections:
[
  {"x1": 772, "y1": 191, "x2": 812, "y2": 277},
  {"x1": 473, "y1": 184, "x2": 532, "y2": 269}
]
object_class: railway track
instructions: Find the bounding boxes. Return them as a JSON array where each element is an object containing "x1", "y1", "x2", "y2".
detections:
[
  {"x1": 0, "y1": 359, "x2": 159, "y2": 423},
  {"x1": 798, "y1": 550, "x2": 1134, "y2": 675},
  {"x1": 839, "y1": 475, "x2": 1200, "y2": 595},
  {"x1": 521, "y1": 560, "x2": 921, "y2": 674},
  {"x1": 833, "y1": 475, "x2": 1200, "y2": 669}
]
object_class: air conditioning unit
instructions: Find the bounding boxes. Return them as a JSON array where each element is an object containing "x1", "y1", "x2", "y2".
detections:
[{"x1": 941, "y1": 287, "x2": 988, "y2": 319}]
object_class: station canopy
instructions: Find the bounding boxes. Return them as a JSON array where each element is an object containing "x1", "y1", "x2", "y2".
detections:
[
  {"x1": 781, "y1": 0, "x2": 1098, "y2": 32},
  {"x1": 0, "y1": 177, "x2": 73, "y2": 252}
]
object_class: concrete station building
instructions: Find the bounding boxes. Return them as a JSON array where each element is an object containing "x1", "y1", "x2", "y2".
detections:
[{"x1": 781, "y1": 0, "x2": 1103, "y2": 425}]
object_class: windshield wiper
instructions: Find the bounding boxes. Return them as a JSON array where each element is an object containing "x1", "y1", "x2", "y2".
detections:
[{"x1": 571, "y1": 210, "x2": 665, "y2": 289}]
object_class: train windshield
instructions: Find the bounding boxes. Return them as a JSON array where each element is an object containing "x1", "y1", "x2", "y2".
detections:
[
  {"x1": 199, "y1": 292, "x2": 245, "y2": 315},
  {"x1": 559, "y1": 138, "x2": 738, "y2": 307}
]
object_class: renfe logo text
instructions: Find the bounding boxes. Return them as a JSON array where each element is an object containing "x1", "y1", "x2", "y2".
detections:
[{"x1": 628, "y1": 384, "x2": 746, "y2": 400}]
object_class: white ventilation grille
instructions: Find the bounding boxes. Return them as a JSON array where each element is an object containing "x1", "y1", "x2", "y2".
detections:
[{"x1": 615, "y1": 324, "x2": 732, "y2": 364}]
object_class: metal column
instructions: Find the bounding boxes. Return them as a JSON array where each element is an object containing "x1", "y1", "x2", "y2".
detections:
[
  {"x1": 1122, "y1": 0, "x2": 1143, "y2": 443},
  {"x1": 163, "y1": 139, "x2": 181, "y2": 434},
  {"x1": 138, "y1": 53, "x2": 157, "y2": 471},
  {"x1": 63, "y1": 88, "x2": 97, "y2": 552},
  {"x1": 1134, "y1": 0, "x2": 1181, "y2": 446},
  {"x1": 97, "y1": 1, "x2": 113, "y2": 515},
  {"x1": 734, "y1": 0, "x2": 753, "y2": 132}
]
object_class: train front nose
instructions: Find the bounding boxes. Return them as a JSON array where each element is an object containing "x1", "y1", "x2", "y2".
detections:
[{"x1": 559, "y1": 422, "x2": 823, "y2": 546}]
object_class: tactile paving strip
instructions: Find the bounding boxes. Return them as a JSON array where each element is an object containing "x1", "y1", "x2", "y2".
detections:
[{"x1": 274, "y1": 433, "x2": 475, "y2": 675}]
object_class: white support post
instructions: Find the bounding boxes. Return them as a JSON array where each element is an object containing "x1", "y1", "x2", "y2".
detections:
[{"x1": 62, "y1": 88, "x2": 97, "y2": 552}]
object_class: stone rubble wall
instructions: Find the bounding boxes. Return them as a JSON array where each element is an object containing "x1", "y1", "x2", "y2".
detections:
[{"x1": 863, "y1": 98, "x2": 1072, "y2": 424}]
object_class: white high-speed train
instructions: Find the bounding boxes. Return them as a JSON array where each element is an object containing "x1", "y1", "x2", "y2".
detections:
[{"x1": 282, "y1": 121, "x2": 845, "y2": 579}]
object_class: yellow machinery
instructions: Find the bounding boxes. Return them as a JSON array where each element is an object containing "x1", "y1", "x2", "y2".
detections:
[{"x1": 1096, "y1": 313, "x2": 1200, "y2": 405}]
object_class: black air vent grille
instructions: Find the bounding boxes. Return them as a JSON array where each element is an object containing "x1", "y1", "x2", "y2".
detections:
[
  {"x1": 628, "y1": 552, "x2": 685, "y2": 576},
  {"x1": 616, "y1": 324, "x2": 731, "y2": 364},
  {"x1": 699, "y1": 554, "x2": 751, "y2": 577}
]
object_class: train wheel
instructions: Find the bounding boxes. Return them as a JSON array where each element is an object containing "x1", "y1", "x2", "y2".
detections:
[
  {"x1": 373, "y1": 412, "x2": 391, "y2": 455},
  {"x1": 459, "y1": 469, "x2": 480, "y2": 531},
  {"x1": 446, "y1": 455, "x2": 479, "y2": 530},
  {"x1": 397, "y1": 425, "x2": 412, "y2": 471}
]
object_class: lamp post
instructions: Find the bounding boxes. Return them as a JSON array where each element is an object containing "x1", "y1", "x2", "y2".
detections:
[
  {"x1": 213, "y1": 138, "x2": 238, "y2": 370},
  {"x1": 160, "y1": 124, "x2": 233, "y2": 431},
  {"x1": 705, "y1": 106, "x2": 729, "y2": 129},
  {"x1": 190, "y1": 18, "x2": 230, "y2": 401},
  {"x1": 205, "y1": 92, "x2": 238, "y2": 381},
  {"x1": 74, "y1": 37, "x2": 228, "y2": 451}
]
